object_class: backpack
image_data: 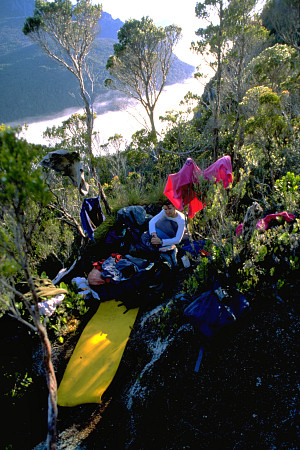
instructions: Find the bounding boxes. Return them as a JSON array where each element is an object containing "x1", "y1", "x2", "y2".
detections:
[
  {"x1": 116, "y1": 205, "x2": 152, "y2": 242},
  {"x1": 105, "y1": 206, "x2": 153, "y2": 254},
  {"x1": 184, "y1": 282, "x2": 249, "y2": 338}
]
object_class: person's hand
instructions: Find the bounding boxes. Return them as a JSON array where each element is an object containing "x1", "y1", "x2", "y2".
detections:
[{"x1": 151, "y1": 234, "x2": 162, "y2": 246}]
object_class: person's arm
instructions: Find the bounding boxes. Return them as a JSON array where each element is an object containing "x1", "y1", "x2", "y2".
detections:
[
  {"x1": 148, "y1": 210, "x2": 165, "y2": 235},
  {"x1": 161, "y1": 215, "x2": 185, "y2": 247}
]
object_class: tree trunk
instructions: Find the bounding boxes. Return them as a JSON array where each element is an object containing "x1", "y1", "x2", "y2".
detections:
[
  {"x1": 78, "y1": 77, "x2": 112, "y2": 216},
  {"x1": 37, "y1": 322, "x2": 58, "y2": 450},
  {"x1": 149, "y1": 109, "x2": 157, "y2": 138},
  {"x1": 98, "y1": 181, "x2": 112, "y2": 216},
  {"x1": 23, "y1": 261, "x2": 58, "y2": 450}
]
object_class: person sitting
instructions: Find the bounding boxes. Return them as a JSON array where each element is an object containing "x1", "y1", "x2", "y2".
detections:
[{"x1": 148, "y1": 199, "x2": 186, "y2": 265}]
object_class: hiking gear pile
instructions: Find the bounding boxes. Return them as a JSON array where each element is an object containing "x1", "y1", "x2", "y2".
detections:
[{"x1": 86, "y1": 253, "x2": 168, "y2": 312}]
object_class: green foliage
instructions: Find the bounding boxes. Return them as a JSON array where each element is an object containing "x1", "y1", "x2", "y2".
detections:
[
  {"x1": 236, "y1": 220, "x2": 300, "y2": 295},
  {"x1": 159, "y1": 93, "x2": 204, "y2": 158},
  {"x1": 191, "y1": 176, "x2": 236, "y2": 249},
  {"x1": 273, "y1": 172, "x2": 300, "y2": 212},
  {"x1": 181, "y1": 156, "x2": 299, "y2": 301},
  {"x1": 151, "y1": 299, "x2": 183, "y2": 338},
  {"x1": 183, "y1": 211, "x2": 300, "y2": 301},
  {"x1": 111, "y1": 16, "x2": 166, "y2": 57},
  {"x1": 194, "y1": 0, "x2": 227, "y2": 56},
  {"x1": 0, "y1": 127, "x2": 82, "y2": 313},
  {"x1": 125, "y1": 129, "x2": 157, "y2": 171},
  {"x1": 94, "y1": 214, "x2": 117, "y2": 242},
  {"x1": 0, "y1": 127, "x2": 50, "y2": 208},
  {"x1": 1, "y1": 368, "x2": 33, "y2": 401},
  {"x1": 238, "y1": 85, "x2": 299, "y2": 186},
  {"x1": 97, "y1": 127, "x2": 175, "y2": 207},
  {"x1": 23, "y1": 0, "x2": 101, "y2": 37},
  {"x1": 43, "y1": 113, "x2": 92, "y2": 152},
  {"x1": 192, "y1": 0, "x2": 264, "y2": 160},
  {"x1": 261, "y1": 0, "x2": 300, "y2": 51},
  {"x1": 182, "y1": 256, "x2": 211, "y2": 296},
  {"x1": 43, "y1": 282, "x2": 89, "y2": 343},
  {"x1": 32, "y1": 218, "x2": 74, "y2": 265},
  {"x1": 248, "y1": 44, "x2": 298, "y2": 92},
  {"x1": 102, "y1": 173, "x2": 166, "y2": 214},
  {"x1": 0, "y1": 128, "x2": 52, "y2": 278}
]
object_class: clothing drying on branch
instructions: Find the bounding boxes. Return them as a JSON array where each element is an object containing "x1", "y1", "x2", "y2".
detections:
[
  {"x1": 40, "y1": 149, "x2": 89, "y2": 195},
  {"x1": 163, "y1": 156, "x2": 233, "y2": 218},
  {"x1": 80, "y1": 196, "x2": 105, "y2": 241}
]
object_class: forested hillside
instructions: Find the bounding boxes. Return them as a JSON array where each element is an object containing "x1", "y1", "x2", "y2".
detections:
[
  {"x1": 0, "y1": 0, "x2": 299, "y2": 449},
  {"x1": 0, "y1": 1, "x2": 194, "y2": 124}
]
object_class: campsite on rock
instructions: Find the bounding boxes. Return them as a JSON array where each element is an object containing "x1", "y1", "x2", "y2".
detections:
[
  {"x1": 0, "y1": 0, "x2": 299, "y2": 448},
  {"x1": 1, "y1": 152, "x2": 299, "y2": 449}
]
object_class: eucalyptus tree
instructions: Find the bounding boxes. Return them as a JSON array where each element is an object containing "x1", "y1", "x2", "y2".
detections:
[
  {"x1": 23, "y1": 0, "x2": 101, "y2": 162},
  {"x1": 100, "y1": 134, "x2": 127, "y2": 180},
  {"x1": 105, "y1": 17, "x2": 182, "y2": 141},
  {"x1": 23, "y1": 0, "x2": 112, "y2": 214},
  {"x1": 192, "y1": 0, "x2": 230, "y2": 161},
  {"x1": 262, "y1": 0, "x2": 300, "y2": 62},
  {"x1": 192, "y1": 0, "x2": 268, "y2": 160},
  {"x1": 223, "y1": 0, "x2": 270, "y2": 153}
]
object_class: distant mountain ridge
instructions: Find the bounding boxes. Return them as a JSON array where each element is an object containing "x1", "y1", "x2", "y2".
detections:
[
  {"x1": 0, "y1": 0, "x2": 34, "y2": 19},
  {"x1": 0, "y1": 0, "x2": 195, "y2": 124}
]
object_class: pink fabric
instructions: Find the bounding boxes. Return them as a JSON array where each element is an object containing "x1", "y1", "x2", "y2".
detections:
[
  {"x1": 236, "y1": 211, "x2": 295, "y2": 236},
  {"x1": 236, "y1": 223, "x2": 243, "y2": 236},
  {"x1": 163, "y1": 158, "x2": 204, "y2": 218},
  {"x1": 163, "y1": 156, "x2": 233, "y2": 218},
  {"x1": 204, "y1": 155, "x2": 233, "y2": 188},
  {"x1": 257, "y1": 211, "x2": 295, "y2": 231}
]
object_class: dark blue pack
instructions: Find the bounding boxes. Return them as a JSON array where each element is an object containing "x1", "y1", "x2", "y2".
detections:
[{"x1": 184, "y1": 283, "x2": 249, "y2": 338}]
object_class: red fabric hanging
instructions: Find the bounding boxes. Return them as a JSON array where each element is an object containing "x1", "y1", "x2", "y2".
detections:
[
  {"x1": 164, "y1": 158, "x2": 203, "y2": 218},
  {"x1": 163, "y1": 156, "x2": 233, "y2": 218}
]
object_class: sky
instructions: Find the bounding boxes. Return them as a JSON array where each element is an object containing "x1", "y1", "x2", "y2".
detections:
[
  {"x1": 98, "y1": 0, "x2": 267, "y2": 66},
  {"x1": 99, "y1": 0, "x2": 203, "y2": 66}
]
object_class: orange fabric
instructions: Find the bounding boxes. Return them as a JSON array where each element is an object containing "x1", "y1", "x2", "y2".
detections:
[{"x1": 88, "y1": 268, "x2": 106, "y2": 285}]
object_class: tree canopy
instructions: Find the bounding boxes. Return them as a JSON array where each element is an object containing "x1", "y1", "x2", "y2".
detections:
[
  {"x1": 23, "y1": 0, "x2": 114, "y2": 215},
  {"x1": 23, "y1": 0, "x2": 102, "y2": 162},
  {"x1": 262, "y1": 0, "x2": 300, "y2": 61},
  {"x1": 105, "y1": 17, "x2": 182, "y2": 137}
]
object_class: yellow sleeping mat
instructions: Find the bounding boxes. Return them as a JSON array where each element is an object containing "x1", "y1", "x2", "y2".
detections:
[{"x1": 57, "y1": 299, "x2": 139, "y2": 407}]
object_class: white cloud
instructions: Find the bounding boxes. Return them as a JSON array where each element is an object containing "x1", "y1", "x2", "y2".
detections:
[
  {"x1": 99, "y1": 0, "x2": 201, "y2": 65},
  {"x1": 100, "y1": 0, "x2": 196, "y2": 25}
]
